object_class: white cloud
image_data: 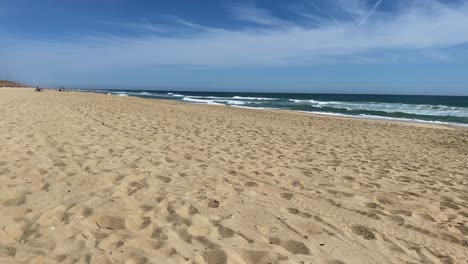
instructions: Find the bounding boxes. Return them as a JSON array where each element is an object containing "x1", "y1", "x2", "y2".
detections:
[
  {"x1": 96, "y1": 20, "x2": 166, "y2": 33},
  {"x1": 359, "y1": 0, "x2": 384, "y2": 25},
  {"x1": 336, "y1": 0, "x2": 368, "y2": 19},
  {"x1": 2, "y1": 0, "x2": 468, "y2": 74},
  {"x1": 292, "y1": 2, "x2": 339, "y2": 25},
  {"x1": 228, "y1": 3, "x2": 286, "y2": 26}
]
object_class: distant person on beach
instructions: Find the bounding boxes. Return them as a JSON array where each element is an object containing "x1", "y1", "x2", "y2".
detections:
[{"x1": 35, "y1": 86, "x2": 43, "y2": 92}]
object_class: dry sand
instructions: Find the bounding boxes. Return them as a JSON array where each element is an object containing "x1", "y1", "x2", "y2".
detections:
[{"x1": 0, "y1": 88, "x2": 467, "y2": 264}]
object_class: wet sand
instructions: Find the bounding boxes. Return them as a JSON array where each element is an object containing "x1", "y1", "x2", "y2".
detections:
[{"x1": 0, "y1": 88, "x2": 467, "y2": 263}]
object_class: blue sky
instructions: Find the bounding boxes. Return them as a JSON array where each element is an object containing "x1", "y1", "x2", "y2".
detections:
[{"x1": 1, "y1": 0, "x2": 468, "y2": 95}]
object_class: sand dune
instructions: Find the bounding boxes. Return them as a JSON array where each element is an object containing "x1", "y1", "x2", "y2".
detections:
[
  {"x1": 0, "y1": 88, "x2": 467, "y2": 263},
  {"x1": 0, "y1": 80, "x2": 27, "y2": 88}
]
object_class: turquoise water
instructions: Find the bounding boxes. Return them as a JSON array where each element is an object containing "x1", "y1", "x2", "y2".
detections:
[{"x1": 87, "y1": 89, "x2": 468, "y2": 126}]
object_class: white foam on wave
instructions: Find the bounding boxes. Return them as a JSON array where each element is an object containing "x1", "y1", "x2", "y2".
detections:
[
  {"x1": 296, "y1": 111, "x2": 468, "y2": 127},
  {"x1": 231, "y1": 105, "x2": 281, "y2": 110},
  {"x1": 232, "y1": 96, "x2": 278, "y2": 100},
  {"x1": 289, "y1": 99, "x2": 319, "y2": 103},
  {"x1": 188, "y1": 95, "x2": 235, "y2": 100},
  {"x1": 357, "y1": 113, "x2": 468, "y2": 127},
  {"x1": 229, "y1": 106, "x2": 468, "y2": 127},
  {"x1": 351, "y1": 102, "x2": 467, "y2": 117},
  {"x1": 181, "y1": 95, "x2": 277, "y2": 101},
  {"x1": 182, "y1": 97, "x2": 222, "y2": 105},
  {"x1": 221, "y1": 103, "x2": 468, "y2": 127},
  {"x1": 167, "y1": 93, "x2": 184, "y2": 97},
  {"x1": 224, "y1": 100, "x2": 245, "y2": 105},
  {"x1": 288, "y1": 99, "x2": 468, "y2": 117},
  {"x1": 182, "y1": 97, "x2": 246, "y2": 106},
  {"x1": 114, "y1": 91, "x2": 128, "y2": 95},
  {"x1": 82, "y1": 89, "x2": 467, "y2": 126},
  {"x1": 289, "y1": 99, "x2": 339, "y2": 105},
  {"x1": 119, "y1": 91, "x2": 177, "y2": 98}
]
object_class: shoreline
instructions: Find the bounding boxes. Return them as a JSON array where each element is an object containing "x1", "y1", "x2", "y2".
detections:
[{"x1": 81, "y1": 88, "x2": 468, "y2": 130}]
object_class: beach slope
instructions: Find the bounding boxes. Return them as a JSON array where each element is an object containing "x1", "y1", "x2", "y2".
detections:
[{"x1": 0, "y1": 88, "x2": 467, "y2": 263}]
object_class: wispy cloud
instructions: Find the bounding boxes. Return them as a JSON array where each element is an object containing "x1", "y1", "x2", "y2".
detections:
[
  {"x1": 335, "y1": 0, "x2": 368, "y2": 21},
  {"x1": 96, "y1": 20, "x2": 166, "y2": 33},
  {"x1": 292, "y1": 1, "x2": 340, "y2": 25},
  {"x1": 2, "y1": 0, "x2": 468, "y2": 74},
  {"x1": 359, "y1": 0, "x2": 384, "y2": 25},
  {"x1": 228, "y1": 2, "x2": 287, "y2": 26},
  {"x1": 164, "y1": 16, "x2": 224, "y2": 33}
]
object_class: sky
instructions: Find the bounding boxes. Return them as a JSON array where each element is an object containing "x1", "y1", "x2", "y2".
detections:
[{"x1": 1, "y1": 0, "x2": 468, "y2": 95}]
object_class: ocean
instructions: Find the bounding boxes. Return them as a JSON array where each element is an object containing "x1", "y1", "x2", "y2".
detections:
[{"x1": 85, "y1": 89, "x2": 468, "y2": 126}]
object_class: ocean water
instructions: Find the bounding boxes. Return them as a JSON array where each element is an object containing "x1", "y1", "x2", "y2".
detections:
[{"x1": 85, "y1": 89, "x2": 468, "y2": 126}]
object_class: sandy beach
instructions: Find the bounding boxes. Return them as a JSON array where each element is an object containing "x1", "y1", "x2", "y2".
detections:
[{"x1": 0, "y1": 88, "x2": 467, "y2": 264}]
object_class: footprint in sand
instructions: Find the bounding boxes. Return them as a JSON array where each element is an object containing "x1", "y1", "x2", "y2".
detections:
[
  {"x1": 129, "y1": 181, "x2": 146, "y2": 189},
  {"x1": 388, "y1": 215, "x2": 405, "y2": 224},
  {"x1": 364, "y1": 202, "x2": 384, "y2": 210},
  {"x1": 287, "y1": 208, "x2": 312, "y2": 218},
  {"x1": 291, "y1": 181, "x2": 303, "y2": 188},
  {"x1": 439, "y1": 199, "x2": 460, "y2": 210},
  {"x1": 41, "y1": 182, "x2": 50, "y2": 191},
  {"x1": 217, "y1": 225, "x2": 235, "y2": 238},
  {"x1": 244, "y1": 181, "x2": 258, "y2": 187},
  {"x1": 188, "y1": 205, "x2": 199, "y2": 215},
  {"x1": 151, "y1": 226, "x2": 168, "y2": 240},
  {"x1": 82, "y1": 206, "x2": 93, "y2": 218},
  {"x1": 269, "y1": 237, "x2": 310, "y2": 255},
  {"x1": 376, "y1": 195, "x2": 396, "y2": 206},
  {"x1": 318, "y1": 259, "x2": 347, "y2": 264},
  {"x1": 412, "y1": 213, "x2": 435, "y2": 222},
  {"x1": 95, "y1": 215, "x2": 126, "y2": 230},
  {"x1": 157, "y1": 176, "x2": 172, "y2": 183},
  {"x1": 455, "y1": 225, "x2": 468, "y2": 235},
  {"x1": 203, "y1": 249, "x2": 227, "y2": 264},
  {"x1": 0, "y1": 245, "x2": 16, "y2": 258},
  {"x1": 208, "y1": 199, "x2": 220, "y2": 208},
  {"x1": 239, "y1": 250, "x2": 287, "y2": 264},
  {"x1": 0, "y1": 168, "x2": 11, "y2": 176},
  {"x1": 280, "y1": 193, "x2": 294, "y2": 200},
  {"x1": 140, "y1": 205, "x2": 153, "y2": 213},
  {"x1": 350, "y1": 225, "x2": 376, "y2": 240},
  {"x1": 281, "y1": 240, "x2": 310, "y2": 255},
  {"x1": 139, "y1": 217, "x2": 152, "y2": 229},
  {"x1": 53, "y1": 160, "x2": 67, "y2": 168},
  {"x1": 304, "y1": 222, "x2": 323, "y2": 236},
  {"x1": 3, "y1": 194, "x2": 27, "y2": 207},
  {"x1": 342, "y1": 176, "x2": 355, "y2": 182},
  {"x1": 4, "y1": 220, "x2": 31, "y2": 241}
]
